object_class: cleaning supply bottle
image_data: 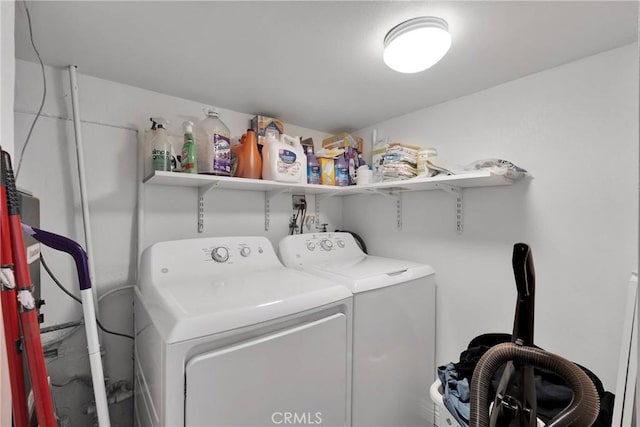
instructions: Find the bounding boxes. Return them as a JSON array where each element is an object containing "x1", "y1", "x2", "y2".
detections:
[
  {"x1": 180, "y1": 121, "x2": 197, "y2": 173},
  {"x1": 285, "y1": 135, "x2": 307, "y2": 184},
  {"x1": 306, "y1": 151, "x2": 321, "y2": 185},
  {"x1": 195, "y1": 108, "x2": 231, "y2": 175},
  {"x1": 148, "y1": 117, "x2": 172, "y2": 175},
  {"x1": 335, "y1": 154, "x2": 350, "y2": 186},
  {"x1": 263, "y1": 133, "x2": 305, "y2": 183},
  {"x1": 238, "y1": 129, "x2": 262, "y2": 179}
]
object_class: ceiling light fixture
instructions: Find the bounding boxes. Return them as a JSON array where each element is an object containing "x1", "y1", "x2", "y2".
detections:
[{"x1": 383, "y1": 16, "x2": 452, "y2": 74}]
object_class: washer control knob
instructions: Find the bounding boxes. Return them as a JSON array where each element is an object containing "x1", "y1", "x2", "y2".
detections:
[
  {"x1": 336, "y1": 239, "x2": 345, "y2": 248},
  {"x1": 306, "y1": 242, "x2": 316, "y2": 251},
  {"x1": 211, "y1": 247, "x2": 229, "y2": 263},
  {"x1": 240, "y1": 247, "x2": 251, "y2": 257},
  {"x1": 320, "y1": 239, "x2": 333, "y2": 251}
]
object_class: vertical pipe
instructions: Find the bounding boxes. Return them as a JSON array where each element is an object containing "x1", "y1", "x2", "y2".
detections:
[
  {"x1": 81, "y1": 288, "x2": 110, "y2": 427},
  {"x1": 67, "y1": 65, "x2": 100, "y2": 318},
  {"x1": 137, "y1": 129, "x2": 144, "y2": 280}
]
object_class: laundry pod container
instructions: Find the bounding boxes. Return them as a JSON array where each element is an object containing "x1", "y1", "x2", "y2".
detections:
[{"x1": 279, "y1": 232, "x2": 437, "y2": 427}]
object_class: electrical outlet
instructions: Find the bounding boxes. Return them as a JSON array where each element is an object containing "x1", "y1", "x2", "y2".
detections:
[{"x1": 292, "y1": 195, "x2": 306, "y2": 209}]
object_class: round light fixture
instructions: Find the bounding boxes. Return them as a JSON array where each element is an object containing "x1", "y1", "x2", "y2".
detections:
[{"x1": 383, "y1": 16, "x2": 452, "y2": 74}]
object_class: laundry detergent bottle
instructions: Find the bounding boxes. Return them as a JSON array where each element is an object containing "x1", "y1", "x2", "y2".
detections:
[
  {"x1": 195, "y1": 108, "x2": 231, "y2": 175},
  {"x1": 335, "y1": 154, "x2": 350, "y2": 186},
  {"x1": 307, "y1": 151, "x2": 320, "y2": 185},
  {"x1": 237, "y1": 129, "x2": 262, "y2": 179},
  {"x1": 263, "y1": 134, "x2": 305, "y2": 183}
]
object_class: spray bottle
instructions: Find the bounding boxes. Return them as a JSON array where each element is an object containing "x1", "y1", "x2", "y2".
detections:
[
  {"x1": 148, "y1": 117, "x2": 172, "y2": 173},
  {"x1": 181, "y1": 121, "x2": 197, "y2": 173}
]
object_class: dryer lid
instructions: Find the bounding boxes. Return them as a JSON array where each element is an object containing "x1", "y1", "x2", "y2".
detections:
[
  {"x1": 141, "y1": 267, "x2": 351, "y2": 343},
  {"x1": 306, "y1": 256, "x2": 435, "y2": 294}
]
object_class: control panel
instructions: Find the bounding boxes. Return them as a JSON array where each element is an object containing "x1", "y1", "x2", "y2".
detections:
[
  {"x1": 279, "y1": 232, "x2": 366, "y2": 267},
  {"x1": 201, "y1": 241, "x2": 267, "y2": 264},
  {"x1": 140, "y1": 236, "x2": 281, "y2": 286}
]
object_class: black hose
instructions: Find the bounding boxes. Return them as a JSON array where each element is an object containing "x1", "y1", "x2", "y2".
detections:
[{"x1": 469, "y1": 342, "x2": 600, "y2": 427}]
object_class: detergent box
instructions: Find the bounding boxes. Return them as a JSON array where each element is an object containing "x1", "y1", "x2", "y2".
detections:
[
  {"x1": 322, "y1": 132, "x2": 364, "y2": 153},
  {"x1": 319, "y1": 157, "x2": 335, "y2": 185},
  {"x1": 251, "y1": 115, "x2": 284, "y2": 150}
]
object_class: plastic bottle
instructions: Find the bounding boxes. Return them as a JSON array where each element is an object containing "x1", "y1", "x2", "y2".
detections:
[
  {"x1": 347, "y1": 148, "x2": 356, "y2": 185},
  {"x1": 195, "y1": 108, "x2": 231, "y2": 175},
  {"x1": 238, "y1": 129, "x2": 262, "y2": 179},
  {"x1": 335, "y1": 154, "x2": 350, "y2": 186},
  {"x1": 148, "y1": 117, "x2": 172, "y2": 174},
  {"x1": 180, "y1": 121, "x2": 197, "y2": 174},
  {"x1": 230, "y1": 135, "x2": 243, "y2": 177},
  {"x1": 307, "y1": 151, "x2": 321, "y2": 185},
  {"x1": 262, "y1": 133, "x2": 305, "y2": 183}
]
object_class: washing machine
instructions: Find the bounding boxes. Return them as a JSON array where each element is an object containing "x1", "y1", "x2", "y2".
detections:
[
  {"x1": 279, "y1": 232, "x2": 437, "y2": 427},
  {"x1": 134, "y1": 236, "x2": 353, "y2": 427}
]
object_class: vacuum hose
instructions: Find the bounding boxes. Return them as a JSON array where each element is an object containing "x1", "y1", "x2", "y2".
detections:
[{"x1": 469, "y1": 342, "x2": 600, "y2": 427}]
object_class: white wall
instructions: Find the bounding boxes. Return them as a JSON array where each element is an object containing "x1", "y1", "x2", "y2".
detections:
[
  {"x1": 347, "y1": 44, "x2": 638, "y2": 391},
  {"x1": 14, "y1": 58, "x2": 337, "y2": 424}
]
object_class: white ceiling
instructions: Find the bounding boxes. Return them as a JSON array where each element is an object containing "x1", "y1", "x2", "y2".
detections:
[{"x1": 14, "y1": 1, "x2": 638, "y2": 134}]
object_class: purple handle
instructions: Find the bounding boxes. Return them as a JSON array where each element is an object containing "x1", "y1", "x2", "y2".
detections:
[{"x1": 22, "y1": 224, "x2": 92, "y2": 291}]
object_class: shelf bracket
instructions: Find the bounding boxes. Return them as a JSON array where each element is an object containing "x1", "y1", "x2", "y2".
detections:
[
  {"x1": 314, "y1": 191, "x2": 343, "y2": 228},
  {"x1": 367, "y1": 189, "x2": 402, "y2": 229},
  {"x1": 198, "y1": 183, "x2": 220, "y2": 233},
  {"x1": 315, "y1": 197, "x2": 321, "y2": 228},
  {"x1": 264, "y1": 189, "x2": 290, "y2": 231},
  {"x1": 434, "y1": 183, "x2": 463, "y2": 233}
]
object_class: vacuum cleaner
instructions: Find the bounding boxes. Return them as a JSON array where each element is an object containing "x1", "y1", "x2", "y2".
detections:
[
  {"x1": 22, "y1": 223, "x2": 111, "y2": 426},
  {"x1": 469, "y1": 243, "x2": 600, "y2": 427}
]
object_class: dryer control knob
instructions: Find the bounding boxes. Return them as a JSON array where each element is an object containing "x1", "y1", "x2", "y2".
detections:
[
  {"x1": 320, "y1": 239, "x2": 333, "y2": 251},
  {"x1": 336, "y1": 239, "x2": 345, "y2": 248},
  {"x1": 306, "y1": 242, "x2": 316, "y2": 251},
  {"x1": 211, "y1": 247, "x2": 229, "y2": 263},
  {"x1": 240, "y1": 247, "x2": 251, "y2": 257}
]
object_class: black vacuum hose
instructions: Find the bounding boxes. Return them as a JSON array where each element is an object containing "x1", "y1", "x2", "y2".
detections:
[{"x1": 469, "y1": 342, "x2": 600, "y2": 427}]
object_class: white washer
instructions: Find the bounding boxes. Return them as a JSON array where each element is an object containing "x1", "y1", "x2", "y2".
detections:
[
  {"x1": 279, "y1": 232, "x2": 436, "y2": 427},
  {"x1": 134, "y1": 236, "x2": 353, "y2": 427}
]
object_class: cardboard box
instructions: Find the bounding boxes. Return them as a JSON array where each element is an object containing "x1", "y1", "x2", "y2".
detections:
[
  {"x1": 251, "y1": 115, "x2": 284, "y2": 147},
  {"x1": 301, "y1": 137, "x2": 315, "y2": 155},
  {"x1": 322, "y1": 132, "x2": 363, "y2": 153},
  {"x1": 319, "y1": 158, "x2": 335, "y2": 186}
]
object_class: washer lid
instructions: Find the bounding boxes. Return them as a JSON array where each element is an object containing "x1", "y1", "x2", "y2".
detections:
[
  {"x1": 142, "y1": 267, "x2": 351, "y2": 343},
  {"x1": 305, "y1": 256, "x2": 435, "y2": 294}
]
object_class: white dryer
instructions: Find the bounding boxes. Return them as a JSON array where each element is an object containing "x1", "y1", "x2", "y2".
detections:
[
  {"x1": 134, "y1": 236, "x2": 353, "y2": 427},
  {"x1": 279, "y1": 232, "x2": 436, "y2": 427}
]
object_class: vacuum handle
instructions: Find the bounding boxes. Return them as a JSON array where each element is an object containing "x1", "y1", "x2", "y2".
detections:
[
  {"x1": 512, "y1": 243, "x2": 534, "y2": 298},
  {"x1": 21, "y1": 224, "x2": 92, "y2": 291}
]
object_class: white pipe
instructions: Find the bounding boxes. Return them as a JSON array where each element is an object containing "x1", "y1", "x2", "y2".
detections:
[
  {"x1": 81, "y1": 289, "x2": 111, "y2": 427},
  {"x1": 68, "y1": 65, "x2": 100, "y2": 318},
  {"x1": 137, "y1": 129, "x2": 144, "y2": 280}
]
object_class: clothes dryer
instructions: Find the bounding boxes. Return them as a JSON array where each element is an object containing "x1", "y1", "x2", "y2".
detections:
[
  {"x1": 134, "y1": 236, "x2": 352, "y2": 426},
  {"x1": 279, "y1": 232, "x2": 436, "y2": 427}
]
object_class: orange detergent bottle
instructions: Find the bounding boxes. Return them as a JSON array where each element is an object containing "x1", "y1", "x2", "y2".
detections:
[{"x1": 238, "y1": 129, "x2": 262, "y2": 179}]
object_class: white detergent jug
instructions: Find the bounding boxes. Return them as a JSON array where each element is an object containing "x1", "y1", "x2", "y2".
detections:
[{"x1": 262, "y1": 134, "x2": 307, "y2": 183}]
